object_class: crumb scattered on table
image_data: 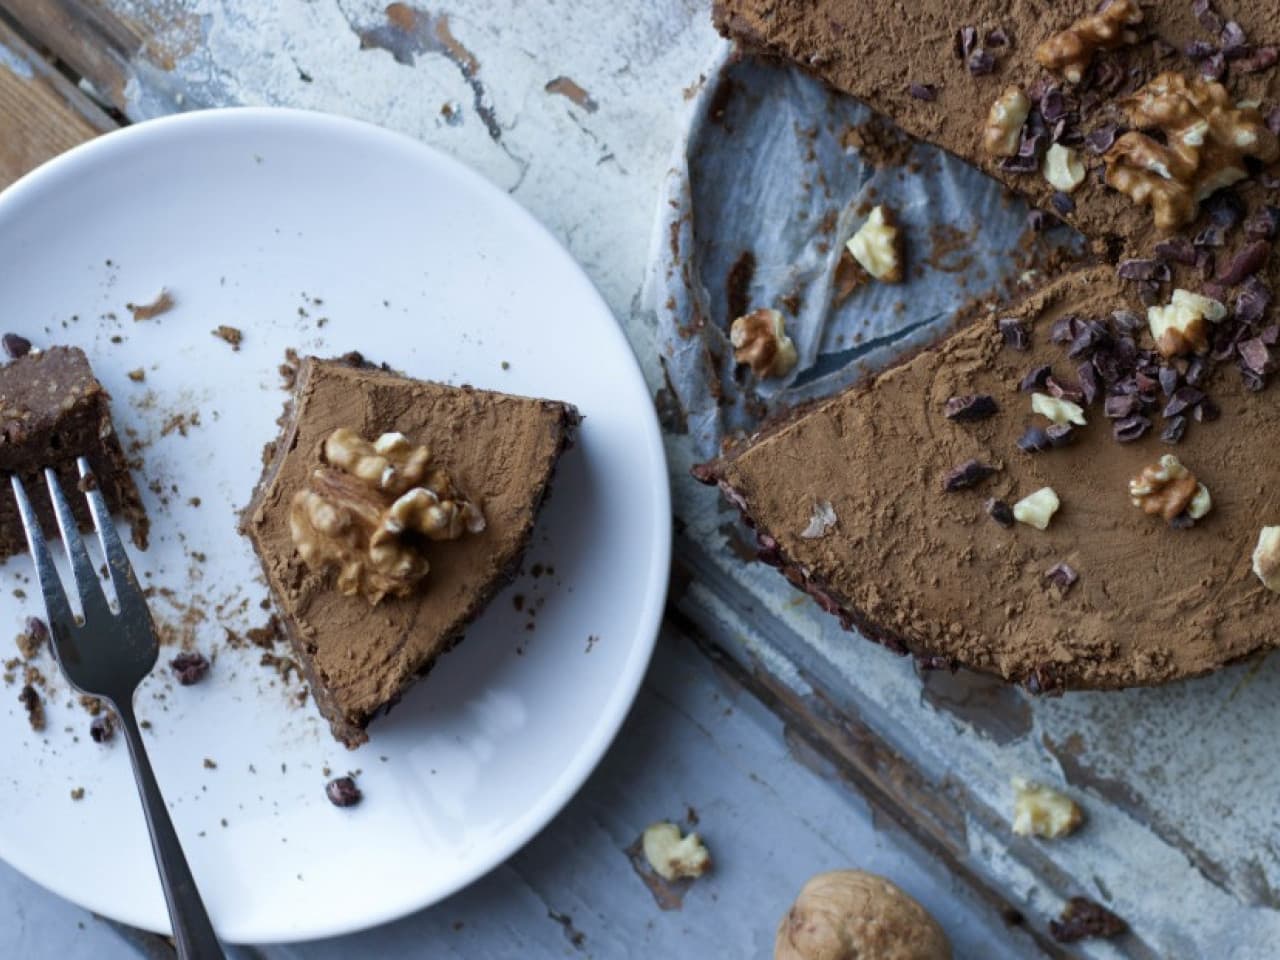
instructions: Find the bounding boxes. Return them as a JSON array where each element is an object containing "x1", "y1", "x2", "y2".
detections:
[
  {"x1": 127, "y1": 368, "x2": 145, "y2": 382},
  {"x1": 212, "y1": 325, "x2": 243, "y2": 350},
  {"x1": 127, "y1": 289, "x2": 175, "y2": 321},
  {"x1": 70, "y1": 787, "x2": 85, "y2": 801},
  {"x1": 19, "y1": 684, "x2": 44, "y2": 731},
  {"x1": 203, "y1": 757, "x2": 217, "y2": 770}
]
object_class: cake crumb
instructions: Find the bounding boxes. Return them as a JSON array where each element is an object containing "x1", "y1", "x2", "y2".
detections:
[
  {"x1": 212, "y1": 325, "x2": 243, "y2": 350},
  {"x1": 70, "y1": 787, "x2": 85, "y2": 801},
  {"x1": 203, "y1": 757, "x2": 217, "y2": 770},
  {"x1": 127, "y1": 368, "x2": 146, "y2": 382},
  {"x1": 127, "y1": 289, "x2": 175, "y2": 321},
  {"x1": 19, "y1": 684, "x2": 44, "y2": 731},
  {"x1": 14, "y1": 617, "x2": 47, "y2": 659}
]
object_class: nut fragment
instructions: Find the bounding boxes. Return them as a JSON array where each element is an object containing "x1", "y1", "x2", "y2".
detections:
[
  {"x1": 800, "y1": 500, "x2": 838, "y2": 539},
  {"x1": 1146, "y1": 289, "x2": 1227, "y2": 358},
  {"x1": 1031, "y1": 392, "x2": 1086, "y2": 426},
  {"x1": 290, "y1": 428, "x2": 484, "y2": 604},
  {"x1": 845, "y1": 205, "x2": 903, "y2": 282},
  {"x1": 641, "y1": 822, "x2": 711, "y2": 881},
  {"x1": 1012, "y1": 776, "x2": 1084, "y2": 839},
  {"x1": 1104, "y1": 72, "x2": 1280, "y2": 229},
  {"x1": 1043, "y1": 144, "x2": 1086, "y2": 193},
  {"x1": 1251, "y1": 526, "x2": 1280, "y2": 592},
  {"x1": 1012, "y1": 487, "x2": 1060, "y2": 530},
  {"x1": 1034, "y1": 0, "x2": 1144, "y2": 83},
  {"x1": 1129, "y1": 454, "x2": 1211, "y2": 524},
  {"x1": 730, "y1": 308, "x2": 798, "y2": 378},
  {"x1": 983, "y1": 85, "x2": 1031, "y2": 157}
]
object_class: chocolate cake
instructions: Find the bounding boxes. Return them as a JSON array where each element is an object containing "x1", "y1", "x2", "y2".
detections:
[
  {"x1": 715, "y1": 0, "x2": 1280, "y2": 291},
  {"x1": 696, "y1": 267, "x2": 1279, "y2": 689},
  {"x1": 0, "y1": 345, "x2": 147, "y2": 556},
  {"x1": 243, "y1": 357, "x2": 580, "y2": 746}
]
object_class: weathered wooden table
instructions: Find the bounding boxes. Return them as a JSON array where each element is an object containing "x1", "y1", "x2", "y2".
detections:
[{"x1": 2, "y1": 3, "x2": 1276, "y2": 958}]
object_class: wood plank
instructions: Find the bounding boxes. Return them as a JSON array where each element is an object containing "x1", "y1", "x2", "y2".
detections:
[{"x1": 0, "y1": 15, "x2": 114, "y2": 187}]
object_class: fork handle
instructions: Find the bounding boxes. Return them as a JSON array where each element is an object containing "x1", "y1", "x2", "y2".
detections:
[{"x1": 115, "y1": 700, "x2": 225, "y2": 959}]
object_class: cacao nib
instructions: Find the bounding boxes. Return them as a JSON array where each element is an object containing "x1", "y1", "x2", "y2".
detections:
[
  {"x1": 1220, "y1": 20, "x2": 1248, "y2": 58},
  {"x1": 1050, "y1": 191, "x2": 1075, "y2": 216},
  {"x1": 1078, "y1": 362, "x2": 1100, "y2": 405},
  {"x1": 1067, "y1": 323, "x2": 1103, "y2": 359},
  {"x1": 1158, "y1": 365, "x2": 1180, "y2": 397},
  {"x1": 1194, "y1": 397, "x2": 1221, "y2": 421},
  {"x1": 2, "y1": 333, "x2": 31, "y2": 360},
  {"x1": 942, "y1": 459, "x2": 997, "y2": 491},
  {"x1": 170, "y1": 651, "x2": 210, "y2": 686},
  {"x1": 1244, "y1": 207, "x2": 1280, "y2": 242},
  {"x1": 1239, "y1": 337, "x2": 1272, "y2": 375},
  {"x1": 1113, "y1": 415, "x2": 1151, "y2": 442},
  {"x1": 1050, "y1": 897, "x2": 1127, "y2": 944},
  {"x1": 1184, "y1": 39, "x2": 1217, "y2": 60},
  {"x1": 1201, "y1": 279, "x2": 1230, "y2": 304},
  {"x1": 1040, "y1": 87, "x2": 1067, "y2": 122},
  {"x1": 1217, "y1": 241, "x2": 1271, "y2": 286},
  {"x1": 1236, "y1": 46, "x2": 1279, "y2": 73},
  {"x1": 1161, "y1": 414, "x2": 1188, "y2": 443},
  {"x1": 1110, "y1": 309, "x2": 1143, "y2": 335},
  {"x1": 908, "y1": 82, "x2": 938, "y2": 101},
  {"x1": 1104, "y1": 393, "x2": 1139, "y2": 419},
  {"x1": 89, "y1": 714, "x2": 115, "y2": 744},
  {"x1": 1017, "y1": 426, "x2": 1052, "y2": 453},
  {"x1": 986, "y1": 498, "x2": 1015, "y2": 527},
  {"x1": 1083, "y1": 124, "x2": 1119, "y2": 154},
  {"x1": 1092, "y1": 349, "x2": 1123, "y2": 383},
  {"x1": 1046, "y1": 375, "x2": 1084, "y2": 403},
  {"x1": 1200, "y1": 51, "x2": 1226, "y2": 80},
  {"x1": 1234, "y1": 276, "x2": 1272, "y2": 326},
  {"x1": 1263, "y1": 325, "x2": 1280, "y2": 345},
  {"x1": 1186, "y1": 355, "x2": 1208, "y2": 387},
  {"x1": 968, "y1": 49, "x2": 996, "y2": 76},
  {"x1": 1019, "y1": 364, "x2": 1053, "y2": 392},
  {"x1": 985, "y1": 26, "x2": 1010, "y2": 47},
  {"x1": 999, "y1": 317, "x2": 1031, "y2": 350},
  {"x1": 1048, "y1": 314, "x2": 1081, "y2": 344},
  {"x1": 1116, "y1": 258, "x2": 1170, "y2": 282},
  {"x1": 944, "y1": 394, "x2": 999, "y2": 421},
  {"x1": 1044, "y1": 562, "x2": 1079, "y2": 594},
  {"x1": 955, "y1": 25, "x2": 978, "y2": 59},
  {"x1": 999, "y1": 151, "x2": 1039, "y2": 174},
  {"x1": 1163, "y1": 385, "x2": 1204, "y2": 418},
  {"x1": 325, "y1": 776, "x2": 363, "y2": 808},
  {"x1": 1153, "y1": 236, "x2": 1197, "y2": 264},
  {"x1": 1046, "y1": 424, "x2": 1076, "y2": 447}
]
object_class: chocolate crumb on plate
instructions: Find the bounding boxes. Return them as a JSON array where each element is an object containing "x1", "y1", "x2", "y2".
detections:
[
  {"x1": 212, "y1": 325, "x2": 244, "y2": 350},
  {"x1": 70, "y1": 787, "x2": 85, "y2": 801},
  {"x1": 1045, "y1": 562, "x2": 1079, "y2": 595},
  {"x1": 18, "y1": 683, "x2": 44, "y2": 731},
  {"x1": 89, "y1": 713, "x2": 115, "y2": 744},
  {"x1": 170, "y1": 651, "x2": 210, "y2": 686},
  {"x1": 126, "y1": 289, "x2": 175, "y2": 321},
  {"x1": 986, "y1": 498, "x2": 1015, "y2": 527},
  {"x1": 325, "y1": 775, "x2": 362, "y2": 808},
  {"x1": 2, "y1": 333, "x2": 32, "y2": 359},
  {"x1": 1049, "y1": 896, "x2": 1127, "y2": 943}
]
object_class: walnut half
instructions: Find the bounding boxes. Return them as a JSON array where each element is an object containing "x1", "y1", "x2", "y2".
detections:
[
  {"x1": 1034, "y1": 0, "x2": 1144, "y2": 84},
  {"x1": 1129, "y1": 454, "x2": 1211, "y2": 525},
  {"x1": 1104, "y1": 72, "x2": 1280, "y2": 230},
  {"x1": 290, "y1": 428, "x2": 484, "y2": 604}
]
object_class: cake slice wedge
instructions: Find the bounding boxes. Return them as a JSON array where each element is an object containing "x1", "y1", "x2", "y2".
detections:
[
  {"x1": 0, "y1": 345, "x2": 147, "y2": 558},
  {"x1": 695, "y1": 267, "x2": 1279, "y2": 691},
  {"x1": 243, "y1": 357, "x2": 579, "y2": 746}
]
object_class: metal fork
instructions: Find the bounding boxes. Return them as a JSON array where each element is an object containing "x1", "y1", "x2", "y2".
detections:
[{"x1": 12, "y1": 457, "x2": 224, "y2": 959}]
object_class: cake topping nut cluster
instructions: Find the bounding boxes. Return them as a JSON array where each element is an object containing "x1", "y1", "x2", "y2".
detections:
[
  {"x1": 1129, "y1": 454, "x2": 1211, "y2": 525},
  {"x1": 730, "y1": 308, "x2": 798, "y2": 378},
  {"x1": 1033, "y1": 0, "x2": 1143, "y2": 84},
  {"x1": 290, "y1": 428, "x2": 484, "y2": 604},
  {"x1": 1104, "y1": 72, "x2": 1279, "y2": 229}
]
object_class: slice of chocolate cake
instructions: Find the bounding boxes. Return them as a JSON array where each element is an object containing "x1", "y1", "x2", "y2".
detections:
[
  {"x1": 695, "y1": 266, "x2": 1279, "y2": 691},
  {"x1": 0, "y1": 345, "x2": 147, "y2": 557},
  {"x1": 715, "y1": 0, "x2": 1280, "y2": 292},
  {"x1": 242, "y1": 357, "x2": 580, "y2": 747}
]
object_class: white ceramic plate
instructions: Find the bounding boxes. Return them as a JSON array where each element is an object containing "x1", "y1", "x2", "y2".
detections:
[{"x1": 0, "y1": 109, "x2": 669, "y2": 943}]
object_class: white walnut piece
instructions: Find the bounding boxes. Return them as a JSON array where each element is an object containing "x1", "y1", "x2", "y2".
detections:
[
  {"x1": 774, "y1": 870, "x2": 952, "y2": 960},
  {"x1": 1031, "y1": 392, "x2": 1086, "y2": 426},
  {"x1": 1146, "y1": 289, "x2": 1226, "y2": 359},
  {"x1": 982, "y1": 85, "x2": 1030, "y2": 158},
  {"x1": 289, "y1": 428, "x2": 484, "y2": 604},
  {"x1": 641, "y1": 822, "x2": 711, "y2": 882},
  {"x1": 1043, "y1": 144, "x2": 1086, "y2": 193},
  {"x1": 1013, "y1": 487, "x2": 1060, "y2": 531},
  {"x1": 1252, "y1": 527, "x2": 1280, "y2": 592},
  {"x1": 1104, "y1": 72, "x2": 1279, "y2": 229},
  {"x1": 731, "y1": 308, "x2": 798, "y2": 379},
  {"x1": 1034, "y1": 0, "x2": 1144, "y2": 84},
  {"x1": 1012, "y1": 777, "x2": 1084, "y2": 839},
  {"x1": 846, "y1": 205, "x2": 903, "y2": 282},
  {"x1": 1129, "y1": 454, "x2": 1211, "y2": 524}
]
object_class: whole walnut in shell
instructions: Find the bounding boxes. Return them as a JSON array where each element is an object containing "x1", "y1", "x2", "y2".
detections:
[{"x1": 775, "y1": 870, "x2": 951, "y2": 960}]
